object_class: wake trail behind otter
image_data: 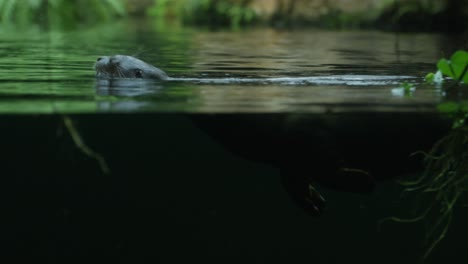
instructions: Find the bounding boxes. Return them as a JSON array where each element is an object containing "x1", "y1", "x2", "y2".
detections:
[{"x1": 167, "y1": 75, "x2": 416, "y2": 86}]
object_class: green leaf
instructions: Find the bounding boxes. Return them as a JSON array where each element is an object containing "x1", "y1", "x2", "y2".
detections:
[
  {"x1": 437, "y1": 102, "x2": 460, "y2": 113},
  {"x1": 450, "y1": 50, "x2": 468, "y2": 83},
  {"x1": 437, "y1": 50, "x2": 468, "y2": 83},
  {"x1": 437, "y1": 58, "x2": 453, "y2": 78},
  {"x1": 450, "y1": 50, "x2": 468, "y2": 64},
  {"x1": 425, "y1": 72, "x2": 434, "y2": 83}
]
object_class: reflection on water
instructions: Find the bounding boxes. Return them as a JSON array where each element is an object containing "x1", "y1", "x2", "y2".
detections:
[
  {"x1": 189, "y1": 30, "x2": 442, "y2": 77},
  {"x1": 0, "y1": 22, "x2": 463, "y2": 114}
]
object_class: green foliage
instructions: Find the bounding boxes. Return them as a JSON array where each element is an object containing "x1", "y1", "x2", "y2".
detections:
[
  {"x1": 425, "y1": 50, "x2": 468, "y2": 88},
  {"x1": 424, "y1": 72, "x2": 435, "y2": 83},
  {"x1": 0, "y1": 0, "x2": 126, "y2": 29},
  {"x1": 401, "y1": 81, "x2": 416, "y2": 95},
  {"x1": 147, "y1": 0, "x2": 184, "y2": 27},
  {"x1": 184, "y1": 0, "x2": 257, "y2": 28},
  {"x1": 437, "y1": 102, "x2": 468, "y2": 130},
  {"x1": 392, "y1": 81, "x2": 416, "y2": 97},
  {"x1": 437, "y1": 102, "x2": 468, "y2": 114},
  {"x1": 437, "y1": 50, "x2": 468, "y2": 84},
  {"x1": 317, "y1": 9, "x2": 368, "y2": 29},
  {"x1": 148, "y1": 0, "x2": 257, "y2": 29},
  {"x1": 148, "y1": 0, "x2": 172, "y2": 18},
  {"x1": 426, "y1": 50, "x2": 468, "y2": 128}
]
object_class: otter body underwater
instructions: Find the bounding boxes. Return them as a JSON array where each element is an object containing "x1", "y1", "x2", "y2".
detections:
[{"x1": 94, "y1": 55, "x2": 168, "y2": 80}]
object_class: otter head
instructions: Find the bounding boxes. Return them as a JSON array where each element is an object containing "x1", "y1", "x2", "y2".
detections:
[{"x1": 94, "y1": 55, "x2": 168, "y2": 80}]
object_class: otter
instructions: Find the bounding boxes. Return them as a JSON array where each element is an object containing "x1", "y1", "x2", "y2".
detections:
[{"x1": 94, "y1": 55, "x2": 168, "y2": 80}]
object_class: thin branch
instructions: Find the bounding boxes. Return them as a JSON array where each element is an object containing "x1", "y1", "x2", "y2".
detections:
[{"x1": 62, "y1": 115, "x2": 110, "y2": 175}]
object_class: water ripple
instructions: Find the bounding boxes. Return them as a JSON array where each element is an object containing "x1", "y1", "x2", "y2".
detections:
[{"x1": 170, "y1": 75, "x2": 416, "y2": 86}]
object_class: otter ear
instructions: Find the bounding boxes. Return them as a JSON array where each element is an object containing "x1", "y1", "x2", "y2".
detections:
[{"x1": 135, "y1": 69, "x2": 143, "y2": 78}]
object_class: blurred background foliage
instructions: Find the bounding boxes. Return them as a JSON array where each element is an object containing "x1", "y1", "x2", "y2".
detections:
[
  {"x1": 147, "y1": 0, "x2": 256, "y2": 29},
  {"x1": 0, "y1": 0, "x2": 125, "y2": 29},
  {"x1": 0, "y1": 0, "x2": 467, "y2": 32}
]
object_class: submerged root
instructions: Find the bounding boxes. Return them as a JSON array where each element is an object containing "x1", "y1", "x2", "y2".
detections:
[
  {"x1": 381, "y1": 122, "x2": 468, "y2": 261},
  {"x1": 62, "y1": 115, "x2": 110, "y2": 175}
]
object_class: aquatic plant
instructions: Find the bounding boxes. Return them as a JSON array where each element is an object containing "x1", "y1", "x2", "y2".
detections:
[
  {"x1": 391, "y1": 81, "x2": 416, "y2": 97},
  {"x1": 0, "y1": 0, "x2": 125, "y2": 28},
  {"x1": 398, "y1": 116, "x2": 467, "y2": 260},
  {"x1": 436, "y1": 51, "x2": 468, "y2": 86},
  {"x1": 382, "y1": 50, "x2": 468, "y2": 261},
  {"x1": 426, "y1": 50, "x2": 468, "y2": 86}
]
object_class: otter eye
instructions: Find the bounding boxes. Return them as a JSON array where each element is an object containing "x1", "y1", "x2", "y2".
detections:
[{"x1": 135, "y1": 69, "x2": 143, "y2": 78}]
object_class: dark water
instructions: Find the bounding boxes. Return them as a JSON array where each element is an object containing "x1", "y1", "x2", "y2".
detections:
[{"x1": 0, "y1": 21, "x2": 466, "y2": 262}]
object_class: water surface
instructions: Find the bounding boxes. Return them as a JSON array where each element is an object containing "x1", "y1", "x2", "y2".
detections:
[{"x1": 0, "y1": 22, "x2": 462, "y2": 114}]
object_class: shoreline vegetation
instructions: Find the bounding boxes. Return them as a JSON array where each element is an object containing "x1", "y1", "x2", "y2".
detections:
[{"x1": 0, "y1": 0, "x2": 467, "y2": 32}]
